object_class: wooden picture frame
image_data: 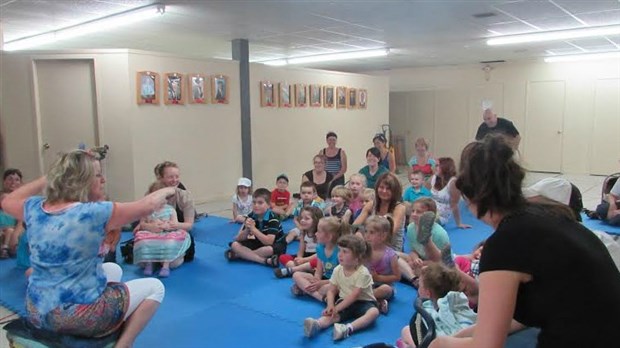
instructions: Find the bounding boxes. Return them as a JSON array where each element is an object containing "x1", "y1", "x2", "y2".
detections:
[
  {"x1": 279, "y1": 82, "x2": 292, "y2": 107},
  {"x1": 358, "y1": 89, "x2": 368, "y2": 109},
  {"x1": 211, "y1": 75, "x2": 229, "y2": 104},
  {"x1": 309, "y1": 84, "x2": 322, "y2": 107},
  {"x1": 347, "y1": 88, "x2": 357, "y2": 109},
  {"x1": 295, "y1": 84, "x2": 307, "y2": 107},
  {"x1": 188, "y1": 74, "x2": 207, "y2": 104},
  {"x1": 164, "y1": 72, "x2": 184, "y2": 105},
  {"x1": 260, "y1": 81, "x2": 276, "y2": 107},
  {"x1": 323, "y1": 85, "x2": 334, "y2": 108},
  {"x1": 136, "y1": 71, "x2": 160, "y2": 105},
  {"x1": 336, "y1": 86, "x2": 347, "y2": 109}
]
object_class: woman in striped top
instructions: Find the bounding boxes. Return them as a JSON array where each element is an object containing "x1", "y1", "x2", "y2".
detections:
[{"x1": 320, "y1": 131, "x2": 348, "y2": 189}]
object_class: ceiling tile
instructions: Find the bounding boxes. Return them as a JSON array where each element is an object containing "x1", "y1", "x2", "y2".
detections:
[
  {"x1": 493, "y1": 1, "x2": 566, "y2": 21},
  {"x1": 552, "y1": 0, "x2": 620, "y2": 15}
]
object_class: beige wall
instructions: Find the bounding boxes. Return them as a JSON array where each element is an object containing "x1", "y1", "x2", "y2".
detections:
[
  {"x1": 1, "y1": 50, "x2": 389, "y2": 205},
  {"x1": 250, "y1": 64, "x2": 389, "y2": 192},
  {"x1": 384, "y1": 59, "x2": 620, "y2": 174}
]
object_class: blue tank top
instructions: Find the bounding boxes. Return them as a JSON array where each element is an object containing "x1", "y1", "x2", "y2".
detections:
[
  {"x1": 316, "y1": 244, "x2": 339, "y2": 279},
  {"x1": 379, "y1": 152, "x2": 390, "y2": 170}
]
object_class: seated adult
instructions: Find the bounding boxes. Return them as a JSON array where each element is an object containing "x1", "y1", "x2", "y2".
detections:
[
  {"x1": 319, "y1": 131, "x2": 348, "y2": 189},
  {"x1": 1, "y1": 150, "x2": 168, "y2": 347},
  {"x1": 595, "y1": 168, "x2": 620, "y2": 226},
  {"x1": 407, "y1": 137, "x2": 436, "y2": 181},
  {"x1": 302, "y1": 154, "x2": 333, "y2": 200},
  {"x1": 154, "y1": 161, "x2": 197, "y2": 261},
  {"x1": 0, "y1": 168, "x2": 24, "y2": 258},
  {"x1": 373, "y1": 134, "x2": 396, "y2": 172},
  {"x1": 359, "y1": 147, "x2": 389, "y2": 189}
]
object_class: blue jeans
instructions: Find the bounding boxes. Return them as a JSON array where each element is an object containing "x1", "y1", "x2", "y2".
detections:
[{"x1": 505, "y1": 327, "x2": 540, "y2": 347}]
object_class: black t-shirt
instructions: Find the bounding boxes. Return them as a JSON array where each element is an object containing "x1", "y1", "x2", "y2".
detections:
[
  {"x1": 475, "y1": 117, "x2": 519, "y2": 140},
  {"x1": 304, "y1": 170, "x2": 334, "y2": 200},
  {"x1": 480, "y1": 205, "x2": 620, "y2": 347}
]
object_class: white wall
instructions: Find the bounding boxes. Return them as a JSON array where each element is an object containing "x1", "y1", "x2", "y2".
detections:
[
  {"x1": 250, "y1": 64, "x2": 389, "y2": 192},
  {"x1": 383, "y1": 59, "x2": 620, "y2": 175}
]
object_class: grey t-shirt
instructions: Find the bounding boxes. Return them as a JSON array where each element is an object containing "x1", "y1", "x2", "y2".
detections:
[{"x1": 611, "y1": 178, "x2": 620, "y2": 197}]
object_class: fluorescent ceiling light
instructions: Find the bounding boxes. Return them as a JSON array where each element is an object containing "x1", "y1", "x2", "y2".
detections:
[
  {"x1": 3, "y1": 3, "x2": 166, "y2": 51},
  {"x1": 261, "y1": 48, "x2": 389, "y2": 66},
  {"x1": 487, "y1": 25, "x2": 620, "y2": 46},
  {"x1": 544, "y1": 51, "x2": 620, "y2": 63}
]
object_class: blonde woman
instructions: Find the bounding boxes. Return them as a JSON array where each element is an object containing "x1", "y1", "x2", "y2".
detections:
[{"x1": 2, "y1": 150, "x2": 171, "y2": 347}]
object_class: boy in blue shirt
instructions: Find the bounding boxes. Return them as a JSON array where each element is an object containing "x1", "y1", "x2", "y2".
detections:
[
  {"x1": 226, "y1": 188, "x2": 286, "y2": 267},
  {"x1": 285, "y1": 181, "x2": 325, "y2": 243},
  {"x1": 402, "y1": 170, "x2": 431, "y2": 203}
]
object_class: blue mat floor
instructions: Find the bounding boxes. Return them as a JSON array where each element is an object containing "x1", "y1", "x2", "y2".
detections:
[{"x1": 1, "y1": 204, "x2": 619, "y2": 347}]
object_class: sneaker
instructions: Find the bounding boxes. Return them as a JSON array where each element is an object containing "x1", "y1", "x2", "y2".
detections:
[
  {"x1": 291, "y1": 284, "x2": 303, "y2": 296},
  {"x1": 274, "y1": 267, "x2": 292, "y2": 278},
  {"x1": 417, "y1": 211, "x2": 435, "y2": 244},
  {"x1": 332, "y1": 323, "x2": 350, "y2": 341},
  {"x1": 303, "y1": 318, "x2": 320, "y2": 338},
  {"x1": 143, "y1": 263, "x2": 153, "y2": 276},
  {"x1": 379, "y1": 299, "x2": 389, "y2": 314},
  {"x1": 159, "y1": 267, "x2": 170, "y2": 278}
]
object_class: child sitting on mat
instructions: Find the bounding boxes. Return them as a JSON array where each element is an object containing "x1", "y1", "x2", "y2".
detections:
[
  {"x1": 303, "y1": 234, "x2": 380, "y2": 341},
  {"x1": 285, "y1": 181, "x2": 325, "y2": 244},
  {"x1": 274, "y1": 206, "x2": 323, "y2": 278},
  {"x1": 225, "y1": 188, "x2": 287, "y2": 267},
  {"x1": 231, "y1": 177, "x2": 253, "y2": 224},
  {"x1": 325, "y1": 185, "x2": 353, "y2": 222},
  {"x1": 347, "y1": 173, "x2": 367, "y2": 222}
]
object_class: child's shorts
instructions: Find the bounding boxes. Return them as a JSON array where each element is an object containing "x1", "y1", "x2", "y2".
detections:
[
  {"x1": 234, "y1": 239, "x2": 287, "y2": 255},
  {"x1": 372, "y1": 282, "x2": 395, "y2": 300},
  {"x1": 337, "y1": 300, "x2": 377, "y2": 322}
]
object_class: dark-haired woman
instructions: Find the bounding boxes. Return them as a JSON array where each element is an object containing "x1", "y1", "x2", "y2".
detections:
[
  {"x1": 359, "y1": 147, "x2": 389, "y2": 189},
  {"x1": 373, "y1": 134, "x2": 395, "y2": 172},
  {"x1": 430, "y1": 135, "x2": 620, "y2": 348},
  {"x1": 430, "y1": 157, "x2": 471, "y2": 229},
  {"x1": 319, "y1": 131, "x2": 348, "y2": 188}
]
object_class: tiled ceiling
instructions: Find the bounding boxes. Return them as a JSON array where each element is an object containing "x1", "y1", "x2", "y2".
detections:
[{"x1": 1, "y1": 0, "x2": 619, "y2": 72}]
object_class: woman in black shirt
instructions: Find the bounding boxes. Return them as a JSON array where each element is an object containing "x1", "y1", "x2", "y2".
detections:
[{"x1": 430, "y1": 135, "x2": 620, "y2": 348}]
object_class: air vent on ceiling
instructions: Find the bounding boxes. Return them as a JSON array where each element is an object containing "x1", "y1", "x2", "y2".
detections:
[
  {"x1": 472, "y1": 12, "x2": 497, "y2": 19},
  {"x1": 480, "y1": 60, "x2": 506, "y2": 64}
]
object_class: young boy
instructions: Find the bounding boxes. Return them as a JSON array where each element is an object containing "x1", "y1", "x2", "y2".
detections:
[
  {"x1": 402, "y1": 170, "x2": 431, "y2": 203},
  {"x1": 271, "y1": 174, "x2": 291, "y2": 218},
  {"x1": 285, "y1": 181, "x2": 325, "y2": 243},
  {"x1": 226, "y1": 188, "x2": 287, "y2": 267}
]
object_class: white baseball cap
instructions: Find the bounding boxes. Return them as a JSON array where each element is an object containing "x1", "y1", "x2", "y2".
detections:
[
  {"x1": 237, "y1": 177, "x2": 252, "y2": 187},
  {"x1": 523, "y1": 177, "x2": 571, "y2": 205}
]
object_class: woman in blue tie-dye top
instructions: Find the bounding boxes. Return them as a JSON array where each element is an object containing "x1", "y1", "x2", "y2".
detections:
[{"x1": 1, "y1": 150, "x2": 172, "y2": 347}]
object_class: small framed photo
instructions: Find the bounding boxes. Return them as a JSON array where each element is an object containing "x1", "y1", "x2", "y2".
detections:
[
  {"x1": 211, "y1": 75, "x2": 229, "y2": 104},
  {"x1": 309, "y1": 85, "x2": 322, "y2": 107},
  {"x1": 358, "y1": 89, "x2": 368, "y2": 109},
  {"x1": 164, "y1": 73, "x2": 184, "y2": 105},
  {"x1": 295, "y1": 84, "x2": 307, "y2": 107},
  {"x1": 279, "y1": 82, "x2": 292, "y2": 107},
  {"x1": 323, "y1": 86, "x2": 334, "y2": 108},
  {"x1": 188, "y1": 74, "x2": 207, "y2": 104},
  {"x1": 136, "y1": 71, "x2": 160, "y2": 105},
  {"x1": 347, "y1": 88, "x2": 357, "y2": 109},
  {"x1": 260, "y1": 81, "x2": 276, "y2": 107},
  {"x1": 336, "y1": 86, "x2": 347, "y2": 109}
]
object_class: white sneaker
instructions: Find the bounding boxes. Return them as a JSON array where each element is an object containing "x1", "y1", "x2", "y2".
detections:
[
  {"x1": 303, "y1": 318, "x2": 320, "y2": 338},
  {"x1": 332, "y1": 323, "x2": 350, "y2": 341}
]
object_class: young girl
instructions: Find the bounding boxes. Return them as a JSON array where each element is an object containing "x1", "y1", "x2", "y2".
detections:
[
  {"x1": 275, "y1": 206, "x2": 323, "y2": 278},
  {"x1": 454, "y1": 240, "x2": 484, "y2": 280},
  {"x1": 303, "y1": 234, "x2": 380, "y2": 341},
  {"x1": 134, "y1": 182, "x2": 192, "y2": 277},
  {"x1": 398, "y1": 263, "x2": 477, "y2": 348},
  {"x1": 364, "y1": 216, "x2": 400, "y2": 314},
  {"x1": 347, "y1": 173, "x2": 367, "y2": 221},
  {"x1": 231, "y1": 177, "x2": 253, "y2": 223},
  {"x1": 292, "y1": 216, "x2": 348, "y2": 302},
  {"x1": 430, "y1": 157, "x2": 471, "y2": 229},
  {"x1": 327, "y1": 185, "x2": 352, "y2": 223}
]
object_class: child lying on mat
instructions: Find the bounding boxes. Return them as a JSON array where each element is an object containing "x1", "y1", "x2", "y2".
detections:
[
  {"x1": 303, "y1": 234, "x2": 380, "y2": 342},
  {"x1": 398, "y1": 263, "x2": 477, "y2": 348},
  {"x1": 225, "y1": 188, "x2": 287, "y2": 267}
]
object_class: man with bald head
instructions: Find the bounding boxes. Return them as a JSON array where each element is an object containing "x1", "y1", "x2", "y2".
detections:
[{"x1": 475, "y1": 108, "x2": 521, "y2": 149}]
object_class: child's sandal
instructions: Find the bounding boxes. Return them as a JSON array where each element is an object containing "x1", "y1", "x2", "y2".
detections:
[
  {"x1": 224, "y1": 249, "x2": 236, "y2": 261},
  {"x1": 264, "y1": 254, "x2": 279, "y2": 268}
]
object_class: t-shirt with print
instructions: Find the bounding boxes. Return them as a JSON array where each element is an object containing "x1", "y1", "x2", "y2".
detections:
[
  {"x1": 406, "y1": 221, "x2": 450, "y2": 259},
  {"x1": 271, "y1": 189, "x2": 290, "y2": 208},
  {"x1": 232, "y1": 194, "x2": 253, "y2": 217},
  {"x1": 316, "y1": 244, "x2": 339, "y2": 279},
  {"x1": 24, "y1": 196, "x2": 114, "y2": 316},
  {"x1": 330, "y1": 264, "x2": 376, "y2": 302}
]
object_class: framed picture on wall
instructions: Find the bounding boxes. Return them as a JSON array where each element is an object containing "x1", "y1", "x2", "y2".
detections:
[
  {"x1": 324, "y1": 86, "x2": 334, "y2": 108},
  {"x1": 295, "y1": 84, "x2": 307, "y2": 107},
  {"x1": 211, "y1": 75, "x2": 229, "y2": 104},
  {"x1": 358, "y1": 89, "x2": 368, "y2": 109},
  {"x1": 336, "y1": 86, "x2": 347, "y2": 109},
  {"x1": 347, "y1": 88, "x2": 357, "y2": 109},
  {"x1": 164, "y1": 72, "x2": 184, "y2": 105},
  {"x1": 136, "y1": 71, "x2": 160, "y2": 105},
  {"x1": 188, "y1": 74, "x2": 207, "y2": 104},
  {"x1": 309, "y1": 85, "x2": 322, "y2": 107},
  {"x1": 279, "y1": 82, "x2": 292, "y2": 107},
  {"x1": 260, "y1": 81, "x2": 276, "y2": 107}
]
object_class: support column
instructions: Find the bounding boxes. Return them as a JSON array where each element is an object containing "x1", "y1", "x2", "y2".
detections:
[{"x1": 232, "y1": 39, "x2": 252, "y2": 179}]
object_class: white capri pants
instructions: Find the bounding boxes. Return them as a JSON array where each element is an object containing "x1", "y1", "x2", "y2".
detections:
[{"x1": 102, "y1": 263, "x2": 165, "y2": 320}]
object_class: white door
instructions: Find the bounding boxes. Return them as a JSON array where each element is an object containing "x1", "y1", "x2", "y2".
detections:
[
  {"x1": 35, "y1": 59, "x2": 98, "y2": 172},
  {"x1": 524, "y1": 81, "x2": 565, "y2": 173},
  {"x1": 590, "y1": 79, "x2": 620, "y2": 175}
]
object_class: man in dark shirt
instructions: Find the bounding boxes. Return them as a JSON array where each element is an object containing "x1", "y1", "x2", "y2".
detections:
[{"x1": 475, "y1": 108, "x2": 521, "y2": 149}]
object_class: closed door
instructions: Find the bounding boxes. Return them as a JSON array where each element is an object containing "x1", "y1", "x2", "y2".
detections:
[
  {"x1": 35, "y1": 59, "x2": 98, "y2": 171},
  {"x1": 590, "y1": 79, "x2": 620, "y2": 175},
  {"x1": 524, "y1": 81, "x2": 565, "y2": 173}
]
